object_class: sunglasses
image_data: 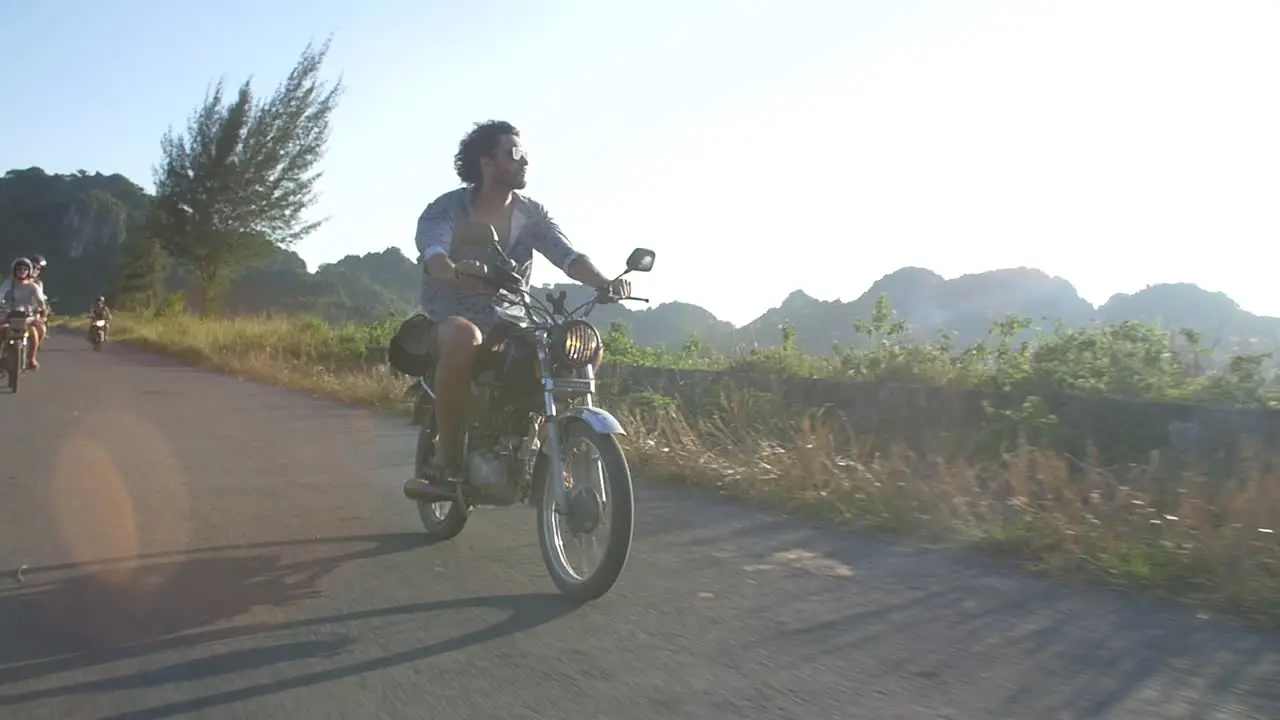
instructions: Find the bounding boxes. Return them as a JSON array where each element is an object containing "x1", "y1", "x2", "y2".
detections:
[{"x1": 493, "y1": 146, "x2": 528, "y2": 163}]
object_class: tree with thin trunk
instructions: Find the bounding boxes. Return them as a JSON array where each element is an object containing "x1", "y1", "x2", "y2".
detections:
[
  {"x1": 112, "y1": 226, "x2": 169, "y2": 310},
  {"x1": 150, "y1": 38, "x2": 343, "y2": 315}
]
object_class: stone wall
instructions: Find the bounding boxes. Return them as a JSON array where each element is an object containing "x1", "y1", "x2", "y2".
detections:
[{"x1": 364, "y1": 340, "x2": 1280, "y2": 468}]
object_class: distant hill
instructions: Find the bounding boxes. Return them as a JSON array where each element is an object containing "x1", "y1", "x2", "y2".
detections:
[
  {"x1": 741, "y1": 267, "x2": 1096, "y2": 352},
  {"x1": 3, "y1": 165, "x2": 1277, "y2": 362},
  {"x1": 729, "y1": 267, "x2": 1279, "y2": 363},
  {"x1": 0, "y1": 167, "x2": 150, "y2": 310},
  {"x1": 0, "y1": 167, "x2": 420, "y2": 321}
]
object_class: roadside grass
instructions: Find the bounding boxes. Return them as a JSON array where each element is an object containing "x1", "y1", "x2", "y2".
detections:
[
  {"x1": 69, "y1": 311, "x2": 1280, "y2": 624},
  {"x1": 61, "y1": 312, "x2": 406, "y2": 407}
]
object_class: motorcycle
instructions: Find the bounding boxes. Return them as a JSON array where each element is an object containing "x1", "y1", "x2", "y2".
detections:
[
  {"x1": 90, "y1": 318, "x2": 107, "y2": 351},
  {"x1": 395, "y1": 225, "x2": 654, "y2": 603},
  {"x1": 1, "y1": 309, "x2": 34, "y2": 393}
]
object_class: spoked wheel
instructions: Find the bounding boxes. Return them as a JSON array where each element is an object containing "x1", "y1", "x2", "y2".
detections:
[
  {"x1": 537, "y1": 419, "x2": 635, "y2": 603},
  {"x1": 412, "y1": 403, "x2": 471, "y2": 539}
]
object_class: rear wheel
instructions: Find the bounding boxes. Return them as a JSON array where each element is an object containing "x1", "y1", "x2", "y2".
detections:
[
  {"x1": 537, "y1": 419, "x2": 635, "y2": 603},
  {"x1": 413, "y1": 398, "x2": 471, "y2": 539}
]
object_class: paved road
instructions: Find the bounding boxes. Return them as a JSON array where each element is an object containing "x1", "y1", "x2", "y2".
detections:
[{"x1": 1, "y1": 331, "x2": 1279, "y2": 719}]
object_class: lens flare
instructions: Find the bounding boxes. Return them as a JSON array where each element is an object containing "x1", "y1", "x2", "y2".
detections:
[{"x1": 47, "y1": 409, "x2": 191, "y2": 585}]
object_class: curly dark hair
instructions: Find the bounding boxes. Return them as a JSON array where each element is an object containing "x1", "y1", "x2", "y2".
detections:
[{"x1": 454, "y1": 120, "x2": 519, "y2": 185}]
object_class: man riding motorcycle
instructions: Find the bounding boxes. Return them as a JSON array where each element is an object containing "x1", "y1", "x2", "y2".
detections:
[
  {"x1": 0, "y1": 258, "x2": 50, "y2": 370},
  {"x1": 403, "y1": 120, "x2": 632, "y2": 496},
  {"x1": 89, "y1": 296, "x2": 112, "y2": 341}
]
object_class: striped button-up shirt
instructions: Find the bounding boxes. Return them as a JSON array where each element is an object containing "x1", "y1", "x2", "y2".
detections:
[{"x1": 414, "y1": 187, "x2": 582, "y2": 332}]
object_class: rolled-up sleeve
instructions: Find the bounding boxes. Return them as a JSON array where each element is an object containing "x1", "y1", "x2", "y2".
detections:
[
  {"x1": 528, "y1": 204, "x2": 582, "y2": 274},
  {"x1": 415, "y1": 196, "x2": 454, "y2": 264}
]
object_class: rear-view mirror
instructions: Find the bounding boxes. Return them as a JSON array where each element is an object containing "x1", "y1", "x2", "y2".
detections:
[{"x1": 625, "y1": 248, "x2": 655, "y2": 273}]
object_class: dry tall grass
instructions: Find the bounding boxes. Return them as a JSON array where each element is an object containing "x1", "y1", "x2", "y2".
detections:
[
  {"x1": 68, "y1": 312, "x2": 1280, "y2": 623},
  {"x1": 622, "y1": 401, "x2": 1280, "y2": 621}
]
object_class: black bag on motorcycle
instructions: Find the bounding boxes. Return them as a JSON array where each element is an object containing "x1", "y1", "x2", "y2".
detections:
[{"x1": 387, "y1": 313, "x2": 436, "y2": 377}]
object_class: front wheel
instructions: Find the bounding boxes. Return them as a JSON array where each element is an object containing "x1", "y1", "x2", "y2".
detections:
[
  {"x1": 413, "y1": 408, "x2": 471, "y2": 539},
  {"x1": 537, "y1": 419, "x2": 635, "y2": 603},
  {"x1": 7, "y1": 346, "x2": 20, "y2": 393}
]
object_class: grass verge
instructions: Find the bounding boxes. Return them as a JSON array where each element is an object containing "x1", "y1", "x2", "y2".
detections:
[{"x1": 68, "y1": 312, "x2": 1280, "y2": 625}]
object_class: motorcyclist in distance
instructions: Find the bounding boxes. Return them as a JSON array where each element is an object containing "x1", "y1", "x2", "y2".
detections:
[
  {"x1": 0, "y1": 258, "x2": 49, "y2": 370},
  {"x1": 89, "y1": 296, "x2": 112, "y2": 341},
  {"x1": 405, "y1": 120, "x2": 632, "y2": 496}
]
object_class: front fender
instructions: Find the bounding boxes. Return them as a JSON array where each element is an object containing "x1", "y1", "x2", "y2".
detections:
[
  {"x1": 556, "y1": 406, "x2": 626, "y2": 437},
  {"x1": 531, "y1": 406, "x2": 628, "y2": 505},
  {"x1": 535, "y1": 406, "x2": 628, "y2": 461}
]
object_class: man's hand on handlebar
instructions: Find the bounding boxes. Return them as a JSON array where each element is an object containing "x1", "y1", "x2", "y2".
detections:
[
  {"x1": 452, "y1": 260, "x2": 490, "y2": 292},
  {"x1": 608, "y1": 278, "x2": 631, "y2": 299},
  {"x1": 596, "y1": 278, "x2": 632, "y2": 303}
]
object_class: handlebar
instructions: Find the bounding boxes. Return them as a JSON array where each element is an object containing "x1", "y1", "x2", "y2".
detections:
[
  {"x1": 454, "y1": 240, "x2": 649, "y2": 324},
  {"x1": 593, "y1": 291, "x2": 648, "y2": 305},
  {"x1": 601, "y1": 290, "x2": 648, "y2": 303},
  {"x1": 462, "y1": 272, "x2": 649, "y2": 325}
]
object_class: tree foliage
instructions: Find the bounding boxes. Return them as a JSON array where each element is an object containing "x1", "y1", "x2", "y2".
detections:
[
  {"x1": 150, "y1": 39, "x2": 343, "y2": 314},
  {"x1": 112, "y1": 230, "x2": 168, "y2": 310}
]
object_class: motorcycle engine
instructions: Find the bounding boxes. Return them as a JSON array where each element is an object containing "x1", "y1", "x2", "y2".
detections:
[{"x1": 462, "y1": 448, "x2": 520, "y2": 506}]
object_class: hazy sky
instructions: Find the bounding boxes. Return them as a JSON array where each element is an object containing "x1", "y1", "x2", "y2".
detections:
[{"x1": 3, "y1": 0, "x2": 1277, "y2": 325}]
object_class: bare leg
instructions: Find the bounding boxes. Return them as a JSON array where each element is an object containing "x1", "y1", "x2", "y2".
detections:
[
  {"x1": 429, "y1": 317, "x2": 483, "y2": 478},
  {"x1": 26, "y1": 327, "x2": 40, "y2": 369}
]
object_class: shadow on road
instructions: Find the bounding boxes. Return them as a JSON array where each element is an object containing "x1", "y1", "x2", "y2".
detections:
[
  {"x1": 650, "y1": 490, "x2": 1280, "y2": 719},
  {"x1": 0, "y1": 532, "x2": 578, "y2": 718},
  {"x1": 0, "y1": 534, "x2": 426, "y2": 681},
  {"x1": 0, "y1": 638, "x2": 356, "y2": 708},
  {"x1": 772, "y1": 576, "x2": 1280, "y2": 717},
  {"x1": 0, "y1": 592, "x2": 572, "y2": 718}
]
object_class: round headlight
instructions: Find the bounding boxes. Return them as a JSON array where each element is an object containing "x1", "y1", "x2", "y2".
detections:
[{"x1": 555, "y1": 320, "x2": 602, "y2": 367}]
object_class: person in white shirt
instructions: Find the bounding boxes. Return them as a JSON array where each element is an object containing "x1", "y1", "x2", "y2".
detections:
[{"x1": 0, "y1": 257, "x2": 50, "y2": 370}]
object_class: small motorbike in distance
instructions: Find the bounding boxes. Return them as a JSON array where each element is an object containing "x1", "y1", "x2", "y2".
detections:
[{"x1": 90, "y1": 318, "x2": 107, "y2": 351}]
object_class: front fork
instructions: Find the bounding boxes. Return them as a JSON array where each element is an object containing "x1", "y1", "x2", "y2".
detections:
[
  {"x1": 539, "y1": 343, "x2": 573, "y2": 509},
  {"x1": 3, "y1": 339, "x2": 24, "y2": 372},
  {"x1": 537, "y1": 351, "x2": 619, "y2": 511}
]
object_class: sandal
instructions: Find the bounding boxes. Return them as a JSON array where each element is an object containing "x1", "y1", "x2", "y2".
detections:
[
  {"x1": 402, "y1": 461, "x2": 459, "y2": 501},
  {"x1": 419, "y1": 461, "x2": 457, "y2": 484}
]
